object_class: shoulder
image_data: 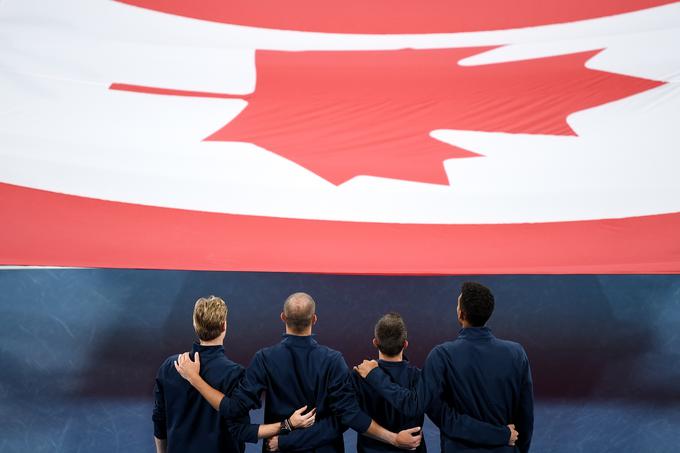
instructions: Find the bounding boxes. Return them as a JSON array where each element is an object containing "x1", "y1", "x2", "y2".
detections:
[
  {"x1": 326, "y1": 346, "x2": 348, "y2": 366},
  {"x1": 257, "y1": 342, "x2": 284, "y2": 357},
  {"x1": 316, "y1": 345, "x2": 350, "y2": 373},
  {"x1": 422, "y1": 343, "x2": 453, "y2": 369},
  {"x1": 407, "y1": 362, "x2": 422, "y2": 374},
  {"x1": 493, "y1": 337, "x2": 529, "y2": 360},
  {"x1": 155, "y1": 354, "x2": 181, "y2": 380},
  {"x1": 218, "y1": 359, "x2": 246, "y2": 388},
  {"x1": 494, "y1": 337, "x2": 525, "y2": 352},
  {"x1": 221, "y1": 356, "x2": 246, "y2": 374},
  {"x1": 321, "y1": 343, "x2": 342, "y2": 358},
  {"x1": 406, "y1": 362, "x2": 422, "y2": 381},
  {"x1": 430, "y1": 341, "x2": 456, "y2": 357},
  {"x1": 161, "y1": 354, "x2": 181, "y2": 369},
  {"x1": 248, "y1": 343, "x2": 287, "y2": 369},
  {"x1": 351, "y1": 368, "x2": 364, "y2": 385}
]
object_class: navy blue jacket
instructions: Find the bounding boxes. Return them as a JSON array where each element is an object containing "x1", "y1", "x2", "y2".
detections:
[
  {"x1": 366, "y1": 328, "x2": 534, "y2": 453},
  {"x1": 219, "y1": 334, "x2": 370, "y2": 452},
  {"x1": 352, "y1": 359, "x2": 427, "y2": 453},
  {"x1": 153, "y1": 343, "x2": 258, "y2": 453}
]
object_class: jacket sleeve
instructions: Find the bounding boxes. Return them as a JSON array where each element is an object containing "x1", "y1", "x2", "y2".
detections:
[
  {"x1": 225, "y1": 417, "x2": 259, "y2": 445},
  {"x1": 277, "y1": 416, "x2": 346, "y2": 451},
  {"x1": 363, "y1": 349, "x2": 439, "y2": 418},
  {"x1": 514, "y1": 351, "x2": 534, "y2": 453},
  {"x1": 152, "y1": 364, "x2": 167, "y2": 439},
  {"x1": 427, "y1": 399, "x2": 510, "y2": 446},
  {"x1": 421, "y1": 356, "x2": 510, "y2": 446},
  {"x1": 219, "y1": 353, "x2": 267, "y2": 420},
  {"x1": 326, "y1": 354, "x2": 372, "y2": 433},
  {"x1": 224, "y1": 367, "x2": 260, "y2": 443},
  {"x1": 367, "y1": 348, "x2": 509, "y2": 445}
]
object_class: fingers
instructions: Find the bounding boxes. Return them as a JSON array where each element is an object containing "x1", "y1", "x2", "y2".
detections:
[
  {"x1": 173, "y1": 352, "x2": 198, "y2": 379},
  {"x1": 404, "y1": 426, "x2": 421, "y2": 434},
  {"x1": 290, "y1": 406, "x2": 316, "y2": 429},
  {"x1": 293, "y1": 405, "x2": 308, "y2": 415},
  {"x1": 176, "y1": 353, "x2": 186, "y2": 370},
  {"x1": 507, "y1": 425, "x2": 519, "y2": 446},
  {"x1": 299, "y1": 407, "x2": 316, "y2": 427},
  {"x1": 408, "y1": 433, "x2": 422, "y2": 449},
  {"x1": 194, "y1": 351, "x2": 200, "y2": 364}
]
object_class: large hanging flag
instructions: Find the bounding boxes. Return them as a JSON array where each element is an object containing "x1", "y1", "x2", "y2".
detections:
[{"x1": 1, "y1": 0, "x2": 679, "y2": 273}]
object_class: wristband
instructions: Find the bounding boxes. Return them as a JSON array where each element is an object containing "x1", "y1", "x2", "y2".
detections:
[{"x1": 280, "y1": 418, "x2": 293, "y2": 434}]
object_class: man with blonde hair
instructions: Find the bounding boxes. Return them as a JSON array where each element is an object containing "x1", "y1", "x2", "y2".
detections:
[{"x1": 153, "y1": 295, "x2": 314, "y2": 453}]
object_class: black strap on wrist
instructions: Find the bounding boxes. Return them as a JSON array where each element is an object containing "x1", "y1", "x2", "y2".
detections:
[{"x1": 280, "y1": 418, "x2": 293, "y2": 434}]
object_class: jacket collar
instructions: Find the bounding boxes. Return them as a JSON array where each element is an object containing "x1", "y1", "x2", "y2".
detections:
[
  {"x1": 282, "y1": 333, "x2": 318, "y2": 347},
  {"x1": 458, "y1": 326, "x2": 494, "y2": 340},
  {"x1": 191, "y1": 342, "x2": 225, "y2": 356},
  {"x1": 378, "y1": 359, "x2": 408, "y2": 368}
]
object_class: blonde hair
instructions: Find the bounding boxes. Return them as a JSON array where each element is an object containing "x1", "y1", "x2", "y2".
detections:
[{"x1": 193, "y1": 295, "x2": 227, "y2": 341}]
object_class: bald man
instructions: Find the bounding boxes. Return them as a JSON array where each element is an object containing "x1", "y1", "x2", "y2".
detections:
[{"x1": 175, "y1": 293, "x2": 421, "y2": 452}]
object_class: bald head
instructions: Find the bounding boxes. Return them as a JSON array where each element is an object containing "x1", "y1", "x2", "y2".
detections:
[{"x1": 283, "y1": 292, "x2": 316, "y2": 333}]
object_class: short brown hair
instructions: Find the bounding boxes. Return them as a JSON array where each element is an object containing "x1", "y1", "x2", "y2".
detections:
[
  {"x1": 283, "y1": 292, "x2": 316, "y2": 333},
  {"x1": 374, "y1": 312, "x2": 407, "y2": 357},
  {"x1": 193, "y1": 295, "x2": 227, "y2": 341}
]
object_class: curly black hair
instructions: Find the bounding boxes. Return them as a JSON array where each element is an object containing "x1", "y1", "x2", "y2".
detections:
[{"x1": 460, "y1": 282, "x2": 495, "y2": 327}]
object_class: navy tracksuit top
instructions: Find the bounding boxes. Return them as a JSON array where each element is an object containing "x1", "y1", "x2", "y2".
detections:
[
  {"x1": 152, "y1": 343, "x2": 258, "y2": 453},
  {"x1": 365, "y1": 327, "x2": 534, "y2": 453},
  {"x1": 219, "y1": 334, "x2": 371, "y2": 452},
  {"x1": 352, "y1": 359, "x2": 427, "y2": 453}
]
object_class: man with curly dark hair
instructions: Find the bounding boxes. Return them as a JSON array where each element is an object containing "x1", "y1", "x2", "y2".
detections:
[{"x1": 356, "y1": 282, "x2": 533, "y2": 452}]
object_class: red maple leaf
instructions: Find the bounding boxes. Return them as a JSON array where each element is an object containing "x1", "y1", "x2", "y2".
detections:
[{"x1": 205, "y1": 48, "x2": 662, "y2": 185}]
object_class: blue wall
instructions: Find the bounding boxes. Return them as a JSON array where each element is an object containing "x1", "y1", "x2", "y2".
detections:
[{"x1": 1, "y1": 270, "x2": 679, "y2": 452}]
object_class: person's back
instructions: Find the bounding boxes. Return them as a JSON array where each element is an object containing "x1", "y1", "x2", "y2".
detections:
[
  {"x1": 253, "y1": 334, "x2": 353, "y2": 452},
  {"x1": 215, "y1": 293, "x2": 372, "y2": 452},
  {"x1": 352, "y1": 313, "x2": 426, "y2": 453},
  {"x1": 154, "y1": 346, "x2": 252, "y2": 453},
  {"x1": 354, "y1": 360, "x2": 425, "y2": 453},
  {"x1": 153, "y1": 296, "x2": 257, "y2": 453},
  {"x1": 431, "y1": 328, "x2": 532, "y2": 452}
]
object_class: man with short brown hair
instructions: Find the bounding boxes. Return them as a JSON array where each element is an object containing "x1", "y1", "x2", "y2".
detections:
[{"x1": 153, "y1": 295, "x2": 313, "y2": 453}]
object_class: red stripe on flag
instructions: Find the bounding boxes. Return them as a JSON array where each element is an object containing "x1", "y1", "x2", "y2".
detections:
[
  {"x1": 116, "y1": 0, "x2": 677, "y2": 34},
  {"x1": 1, "y1": 183, "x2": 678, "y2": 274}
]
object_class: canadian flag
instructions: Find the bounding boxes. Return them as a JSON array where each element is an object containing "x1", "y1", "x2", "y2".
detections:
[{"x1": 1, "y1": 0, "x2": 679, "y2": 273}]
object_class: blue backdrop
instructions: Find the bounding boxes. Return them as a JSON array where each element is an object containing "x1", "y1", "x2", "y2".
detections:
[{"x1": 1, "y1": 270, "x2": 679, "y2": 452}]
